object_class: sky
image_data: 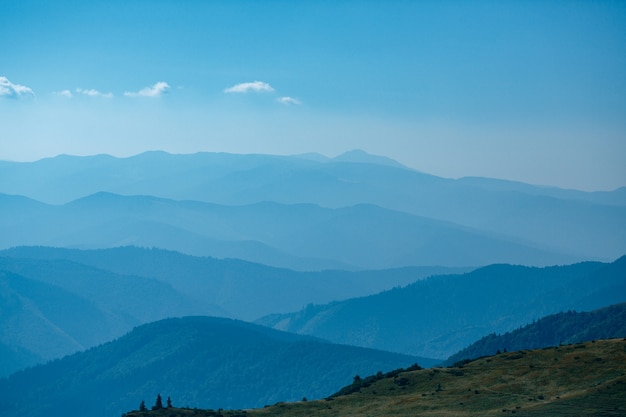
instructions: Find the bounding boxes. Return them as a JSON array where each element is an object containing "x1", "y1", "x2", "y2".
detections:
[{"x1": 1, "y1": 0, "x2": 625, "y2": 191}]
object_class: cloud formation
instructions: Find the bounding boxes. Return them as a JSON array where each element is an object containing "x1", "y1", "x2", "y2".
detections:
[
  {"x1": 77, "y1": 88, "x2": 113, "y2": 98},
  {"x1": 124, "y1": 81, "x2": 170, "y2": 97},
  {"x1": 277, "y1": 96, "x2": 301, "y2": 105},
  {"x1": 0, "y1": 76, "x2": 35, "y2": 98},
  {"x1": 57, "y1": 89, "x2": 74, "y2": 98},
  {"x1": 224, "y1": 81, "x2": 275, "y2": 94}
]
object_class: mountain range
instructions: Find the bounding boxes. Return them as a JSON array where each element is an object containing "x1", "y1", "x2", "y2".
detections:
[
  {"x1": 0, "y1": 191, "x2": 582, "y2": 270},
  {"x1": 1, "y1": 150, "x2": 624, "y2": 269},
  {"x1": 1, "y1": 150, "x2": 625, "y2": 417},
  {"x1": 5, "y1": 313, "x2": 625, "y2": 417},
  {"x1": 257, "y1": 256, "x2": 626, "y2": 359},
  {"x1": 1, "y1": 247, "x2": 624, "y2": 377},
  {"x1": 0, "y1": 246, "x2": 458, "y2": 376}
]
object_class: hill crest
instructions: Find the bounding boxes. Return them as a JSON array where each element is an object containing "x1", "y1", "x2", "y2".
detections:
[
  {"x1": 0, "y1": 316, "x2": 420, "y2": 417},
  {"x1": 123, "y1": 338, "x2": 626, "y2": 417}
]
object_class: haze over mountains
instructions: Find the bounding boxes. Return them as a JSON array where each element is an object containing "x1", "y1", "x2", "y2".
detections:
[
  {"x1": 0, "y1": 246, "x2": 455, "y2": 376},
  {"x1": 258, "y1": 256, "x2": 626, "y2": 359},
  {"x1": 1, "y1": 150, "x2": 625, "y2": 416},
  {"x1": 1, "y1": 246, "x2": 624, "y2": 378},
  {"x1": 1, "y1": 150, "x2": 624, "y2": 270}
]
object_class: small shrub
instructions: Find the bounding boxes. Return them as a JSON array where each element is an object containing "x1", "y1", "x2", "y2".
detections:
[
  {"x1": 505, "y1": 354, "x2": 524, "y2": 360},
  {"x1": 395, "y1": 377, "x2": 410, "y2": 387}
]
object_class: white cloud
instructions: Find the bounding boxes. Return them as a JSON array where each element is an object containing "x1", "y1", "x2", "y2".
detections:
[
  {"x1": 124, "y1": 81, "x2": 170, "y2": 97},
  {"x1": 76, "y1": 88, "x2": 113, "y2": 98},
  {"x1": 277, "y1": 96, "x2": 301, "y2": 105},
  {"x1": 0, "y1": 76, "x2": 35, "y2": 98},
  {"x1": 56, "y1": 89, "x2": 73, "y2": 98},
  {"x1": 224, "y1": 81, "x2": 275, "y2": 94}
]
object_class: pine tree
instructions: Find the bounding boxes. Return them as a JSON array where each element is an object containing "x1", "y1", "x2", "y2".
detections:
[
  {"x1": 152, "y1": 394, "x2": 163, "y2": 410},
  {"x1": 139, "y1": 400, "x2": 147, "y2": 411},
  {"x1": 167, "y1": 396, "x2": 172, "y2": 408}
]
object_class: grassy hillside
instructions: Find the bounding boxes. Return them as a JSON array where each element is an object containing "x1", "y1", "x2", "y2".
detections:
[
  {"x1": 125, "y1": 338, "x2": 626, "y2": 417},
  {"x1": 0, "y1": 317, "x2": 419, "y2": 417},
  {"x1": 445, "y1": 302, "x2": 626, "y2": 366},
  {"x1": 258, "y1": 256, "x2": 626, "y2": 359}
]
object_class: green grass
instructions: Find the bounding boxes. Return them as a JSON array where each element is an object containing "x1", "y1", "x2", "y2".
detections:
[{"x1": 125, "y1": 338, "x2": 626, "y2": 417}]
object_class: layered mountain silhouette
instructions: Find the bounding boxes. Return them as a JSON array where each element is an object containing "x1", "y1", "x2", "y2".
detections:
[
  {"x1": 0, "y1": 316, "x2": 420, "y2": 417},
  {"x1": 0, "y1": 192, "x2": 592, "y2": 270},
  {"x1": 1, "y1": 150, "x2": 624, "y2": 268},
  {"x1": 1, "y1": 150, "x2": 625, "y2": 417},
  {"x1": 0, "y1": 246, "x2": 459, "y2": 376},
  {"x1": 257, "y1": 256, "x2": 626, "y2": 359},
  {"x1": 0, "y1": 257, "x2": 215, "y2": 376}
]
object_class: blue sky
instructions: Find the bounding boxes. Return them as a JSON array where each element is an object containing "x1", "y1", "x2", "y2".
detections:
[{"x1": 1, "y1": 0, "x2": 625, "y2": 191}]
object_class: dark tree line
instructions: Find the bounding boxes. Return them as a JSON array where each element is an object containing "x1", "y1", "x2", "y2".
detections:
[{"x1": 137, "y1": 394, "x2": 173, "y2": 411}]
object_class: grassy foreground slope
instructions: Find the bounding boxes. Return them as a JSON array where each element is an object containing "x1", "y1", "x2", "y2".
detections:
[{"x1": 126, "y1": 338, "x2": 626, "y2": 417}]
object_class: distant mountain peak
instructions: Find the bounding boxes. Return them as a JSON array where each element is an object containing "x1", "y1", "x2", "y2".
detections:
[{"x1": 331, "y1": 149, "x2": 408, "y2": 169}]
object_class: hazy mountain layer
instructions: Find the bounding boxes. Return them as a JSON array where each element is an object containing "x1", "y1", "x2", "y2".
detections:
[
  {"x1": 0, "y1": 316, "x2": 420, "y2": 417},
  {"x1": 257, "y1": 256, "x2": 626, "y2": 359},
  {"x1": 1, "y1": 151, "x2": 624, "y2": 263},
  {"x1": 1, "y1": 246, "x2": 467, "y2": 320},
  {"x1": 444, "y1": 302, "x2": 626, "y2": 366},
  {"x1": 0, "y1": 246, "x2": 455, "y2": 376},
  {"x1": 0, "y1": 192, "x2": 582, "y2": 269},
  {"x1": 0, "y1": 270, "x2": 107, "y2": 375},
  {"x1": 0, "y1": 258, "x2": 216, "y2": 377}
]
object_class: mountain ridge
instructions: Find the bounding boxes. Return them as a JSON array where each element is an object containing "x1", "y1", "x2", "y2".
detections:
[
  {"x1": 0, "y1": 245, "x2": 460, "y2": 375},
  {"x1": 257, "y1": 256, "x2": 626, "y2": 359},
  {"x1": 444, "y1": 302, "x2": 626, "y2": 366},
  {"x1": 123, "y1": 338, "x2": 626, "y2": 417},
  {"x1": 0, "y1": 192, "x2": 587, "y2": 270},
  {"x1": 0, "y1": 316, "x2": 422, "y2": 417},
  {"x1": 1, "y1": 150, "x2": 623, "y2": 265}
]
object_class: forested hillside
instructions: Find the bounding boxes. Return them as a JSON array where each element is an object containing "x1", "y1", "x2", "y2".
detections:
[
  {"x1": 445, "y1": 302, "x2": 626, "y2": 365},
  {"x1": 258, "y1": 256, "x2": 626, "y2": 359},
  {"x1": 0, "y1": 317, "x2": 419, "y2": 417}
]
